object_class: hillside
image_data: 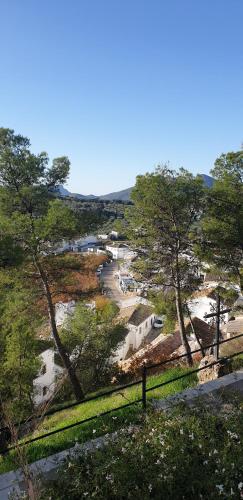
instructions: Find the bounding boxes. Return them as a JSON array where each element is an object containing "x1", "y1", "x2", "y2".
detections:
[
  {"x1": 199, "y1": 173, "x2": 215, "y2": 188},
  {"x1": 0, "y1": 366, "x2": 196, "y2": 474},
  {"x1": 56, "y1": 174, "x2": 214, "y2": 201},
  {"x1": 99, "y1": 187, "x2": 133, "y2": 201}
]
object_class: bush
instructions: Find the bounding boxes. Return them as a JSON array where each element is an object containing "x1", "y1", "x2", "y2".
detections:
[{"x1": 41, "y1": 397, "x2": 243, "y2": 499}]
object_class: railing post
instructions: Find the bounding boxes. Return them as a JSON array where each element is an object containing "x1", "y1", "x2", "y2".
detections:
[
  {"x1": 215, "y1": 294, "x2": 221, "y2": 360},
  {"x1": 142, "y1": 362, "x2": 147, "y2": 410}
]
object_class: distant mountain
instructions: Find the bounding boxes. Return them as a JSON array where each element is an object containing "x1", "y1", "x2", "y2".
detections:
[
  {"x1": 99, "y1": 187, "x2": 133, "y2": 201},
  {"x1": 199, "y1": 174, "x2": 215, "y2": 188},
  {"x1": 55, "y1": 185, "x2": 133, "y2": 201},
  {"x1": 71, "y1": 192, "x2": 97, "y2": 200},
  {"x1": 57, "y1": 185, "x2": 72, "y2": 197},
  {"x1": 56, "y1": 174, "x2": 215, "y2": 202},
  {"x1": 56, "y1": 185, "x2": 97, "y2": 200}
]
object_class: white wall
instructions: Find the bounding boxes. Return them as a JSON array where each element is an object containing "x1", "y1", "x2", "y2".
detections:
[
  {"x1": 105, "y1": 245, "x2": 136, "y2": 260},
  {"x1": 55, "y1": 300, "x2": 76, "y2": 327},
  {"x1": 188, "y1": 296, "x2": 229, "y2": 325},
  {"x1": 113, "y1": 313, "x2": 155, "y2": 362},
  {"x1": 33, "y1": 349, "x2": 63, "y2": 406}
]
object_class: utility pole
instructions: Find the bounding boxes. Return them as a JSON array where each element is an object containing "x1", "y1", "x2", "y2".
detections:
[{"x1": 204, "y1": 293, "x2": 232, "y2": 360}]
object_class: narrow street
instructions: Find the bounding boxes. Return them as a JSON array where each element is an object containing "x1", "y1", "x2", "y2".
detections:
[
  {"x1": 101, "y1": 262, "x2": 124, "y2": 302},
  {"x1": 101, "y1": 261, "x2": 149, "y2": 309}
]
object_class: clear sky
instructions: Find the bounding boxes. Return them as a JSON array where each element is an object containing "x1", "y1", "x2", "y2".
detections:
[{"x1": 1, "y1": 1, "x2": 243, "y2": 195}]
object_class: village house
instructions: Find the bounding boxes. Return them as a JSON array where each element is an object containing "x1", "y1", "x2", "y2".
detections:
[
  {"x1": 110, "y1": 230, "x2": 119, "y2": 240},
  {"x1": 98, "y1": 234, "x2": 109, "y2": 240},
  {"x1": 119, "y1": 276, "x2": 138, "y2": 293},
  {"x1": 221, "y1": 316, "x2": 243, "y2": 339},
  {"x1": 188, "y1": 289, "x2": 230, "y2": 326},
  {"x1": 33, "y1": 349, "x2": 63, "y2": 406},
  {"x1": 113, "y1": 304, "x2": 156, "y2": 362},
  {"x1": 105, "y1": 243, "x2": 137, "y2": 260},
  {"x1": 120, "y1": 317, "x2": 215, "y2": 372}
]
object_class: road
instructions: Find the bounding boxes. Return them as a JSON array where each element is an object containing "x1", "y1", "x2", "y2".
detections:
[
  {"x1": 101, "y1": 262, "x2": 124, "y2": 302},
  {"x1": 101, "y1": 261, "x2": 149, "y2": 308}
]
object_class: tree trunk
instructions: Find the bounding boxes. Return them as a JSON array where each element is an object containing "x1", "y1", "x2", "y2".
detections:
[
  {"x1": 175, "y1": 287, "x2": 193, "y2": 366},
  {"x1": 240, "y1": 270, "x2": 243, "y2": 293},
  {"x1": 34, "y1": 257, "x2": 85, "y2": 401}
]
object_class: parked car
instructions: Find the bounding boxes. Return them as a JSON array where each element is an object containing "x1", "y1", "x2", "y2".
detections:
[{"x1": 153, "y1": 317, "x2": 163, "y2": 328}]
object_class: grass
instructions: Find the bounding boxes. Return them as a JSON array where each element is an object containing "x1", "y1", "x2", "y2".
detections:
[{"x1": 0, "y1": 365, "x2": 197, "y2": 474}]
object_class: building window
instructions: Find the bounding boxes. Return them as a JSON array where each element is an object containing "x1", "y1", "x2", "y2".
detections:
[
  {"x1": 43, "y1": 386, "x2": 47, "y2": 396},
  {"x1": 139, "y1": 327, "x2": 142, "y2": 334},
  {"x1": 40, "y1": 364, "x2": 46, "y2": 376}
]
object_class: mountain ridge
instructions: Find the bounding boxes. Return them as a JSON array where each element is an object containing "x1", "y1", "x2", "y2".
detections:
[{"x1": 57, "y1": 174, "x2": 214, "y2": 201}]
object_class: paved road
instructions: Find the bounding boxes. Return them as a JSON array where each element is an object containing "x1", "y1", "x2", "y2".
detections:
[
  {"x1": 101, "y1": 262, "x2": 124, "y2": 302},
  {"x1": 101, "y1": 262, "x2": 150, "y2": 308}
]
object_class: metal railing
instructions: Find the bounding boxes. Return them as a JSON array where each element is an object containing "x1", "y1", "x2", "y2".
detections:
[{"x1": 1, "y1": 331, "x2": 243, "y2": 455}]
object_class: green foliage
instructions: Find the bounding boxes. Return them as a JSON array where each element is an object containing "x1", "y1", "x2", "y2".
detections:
[
  {"x1": 0, "y1": 127, "x2": 79, "y2": 255},
  {"x1": 41, "y1": 399, "x2": 243, "y2": 499},
  {"x1": 0, "y1": 365, "x2": 197, "y2": 473},
  {"x1": 199, "y1": 150, "x2": 243, "y2": 290},
  {"x1": 40, "y1": 199, "x2": 77, "y2": 243},
  {"x1": 211, "y1": 150, "x2": 243, "y2": 182},
  {"x1": 0, "y1": 127, "x2": 87, "y2": 400},
  {"x1": 149, "y1": 290, "x2": 177, "y2": 333},
  {"x1": 60, "y1": 302, "x2": 127, "y2": 392},
  {"x1": 129, "y1": 166, "x2": 204, "y2": 291},
  {"x1": 214, "y1": 286, "x2": 239, "y2": 306},
  {"x1": 128, "y1": 166, "x2": 205, "y2": 363},
  {"x1": 0, "y1": 287, "x2": 41, "y2": 418}
]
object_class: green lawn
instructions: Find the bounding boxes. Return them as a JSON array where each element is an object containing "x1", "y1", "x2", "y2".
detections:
[{"x1": 0, "y1": 365, "x2": 197, "y2": 474}]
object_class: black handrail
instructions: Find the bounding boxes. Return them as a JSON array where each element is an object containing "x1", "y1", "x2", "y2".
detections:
[
  {"x1": 0, "y1": 379, "x2": 142, "y2": 433},
  {"x1": 5, "y1": 400, "x2": 143, "y2": 453}
]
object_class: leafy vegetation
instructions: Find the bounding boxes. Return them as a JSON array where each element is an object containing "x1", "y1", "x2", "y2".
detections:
[
  {"x1": 197, "y1": 150, "x2": 243, "y2": 291},
  {"x1": 129, "y1": 166, "x2": 205, "y2": 365},
  {"x1": 41, "y1": 396, "x2": 243, "y2": 499},
  {"x1": 0, "y1": 365, "x2": 197, "y2": 474},
  {"x1": 0, "y1": 126, "x2": 243, "y2": 497},
  {"x1": 59, "y1": 300, "x2": 127, "y2": 395}
]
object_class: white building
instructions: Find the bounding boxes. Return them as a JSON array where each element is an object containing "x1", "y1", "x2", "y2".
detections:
[
  {"x1": 33, "y1": 349, "x2": 63, "y2": 406},
  {"x1": 113, "y1": 304, "x2": 156, "y2": 362},
  {"x1": 110, "y1": 230, "x2": 119, "y2": 239},
  {"x1": 106, "y1": 243, "x2": 137, "y2": 260},
  {"x1": 188, "y1": 290, "x2": 229, "y2": 326},
  {"x1": 55, "y1": 300, "x2": 76, "y2": 327},
  {"x1": 98, "y1": 234, "x2": 109, "y2": 240}
]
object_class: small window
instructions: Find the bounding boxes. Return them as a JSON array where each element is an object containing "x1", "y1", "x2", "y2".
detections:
[
  {"x1": 139, "y1": 327, "x2": 142, "y2": 334},
  {"x1": 40, "y1": 364, "x2": 46, "y2": 375},
  {"x1": 43, "y1": 386, "x2": 47, "y2": 396}
]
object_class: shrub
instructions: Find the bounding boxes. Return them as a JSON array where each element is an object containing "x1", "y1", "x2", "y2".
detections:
[{"x1": 41, "y1": 397, "x2": 243, "y2": 499}]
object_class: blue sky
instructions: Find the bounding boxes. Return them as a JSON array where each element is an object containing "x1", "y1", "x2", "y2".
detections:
[{"x1": 1, "y1": 1, "x2": 243, "y2": 195}]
